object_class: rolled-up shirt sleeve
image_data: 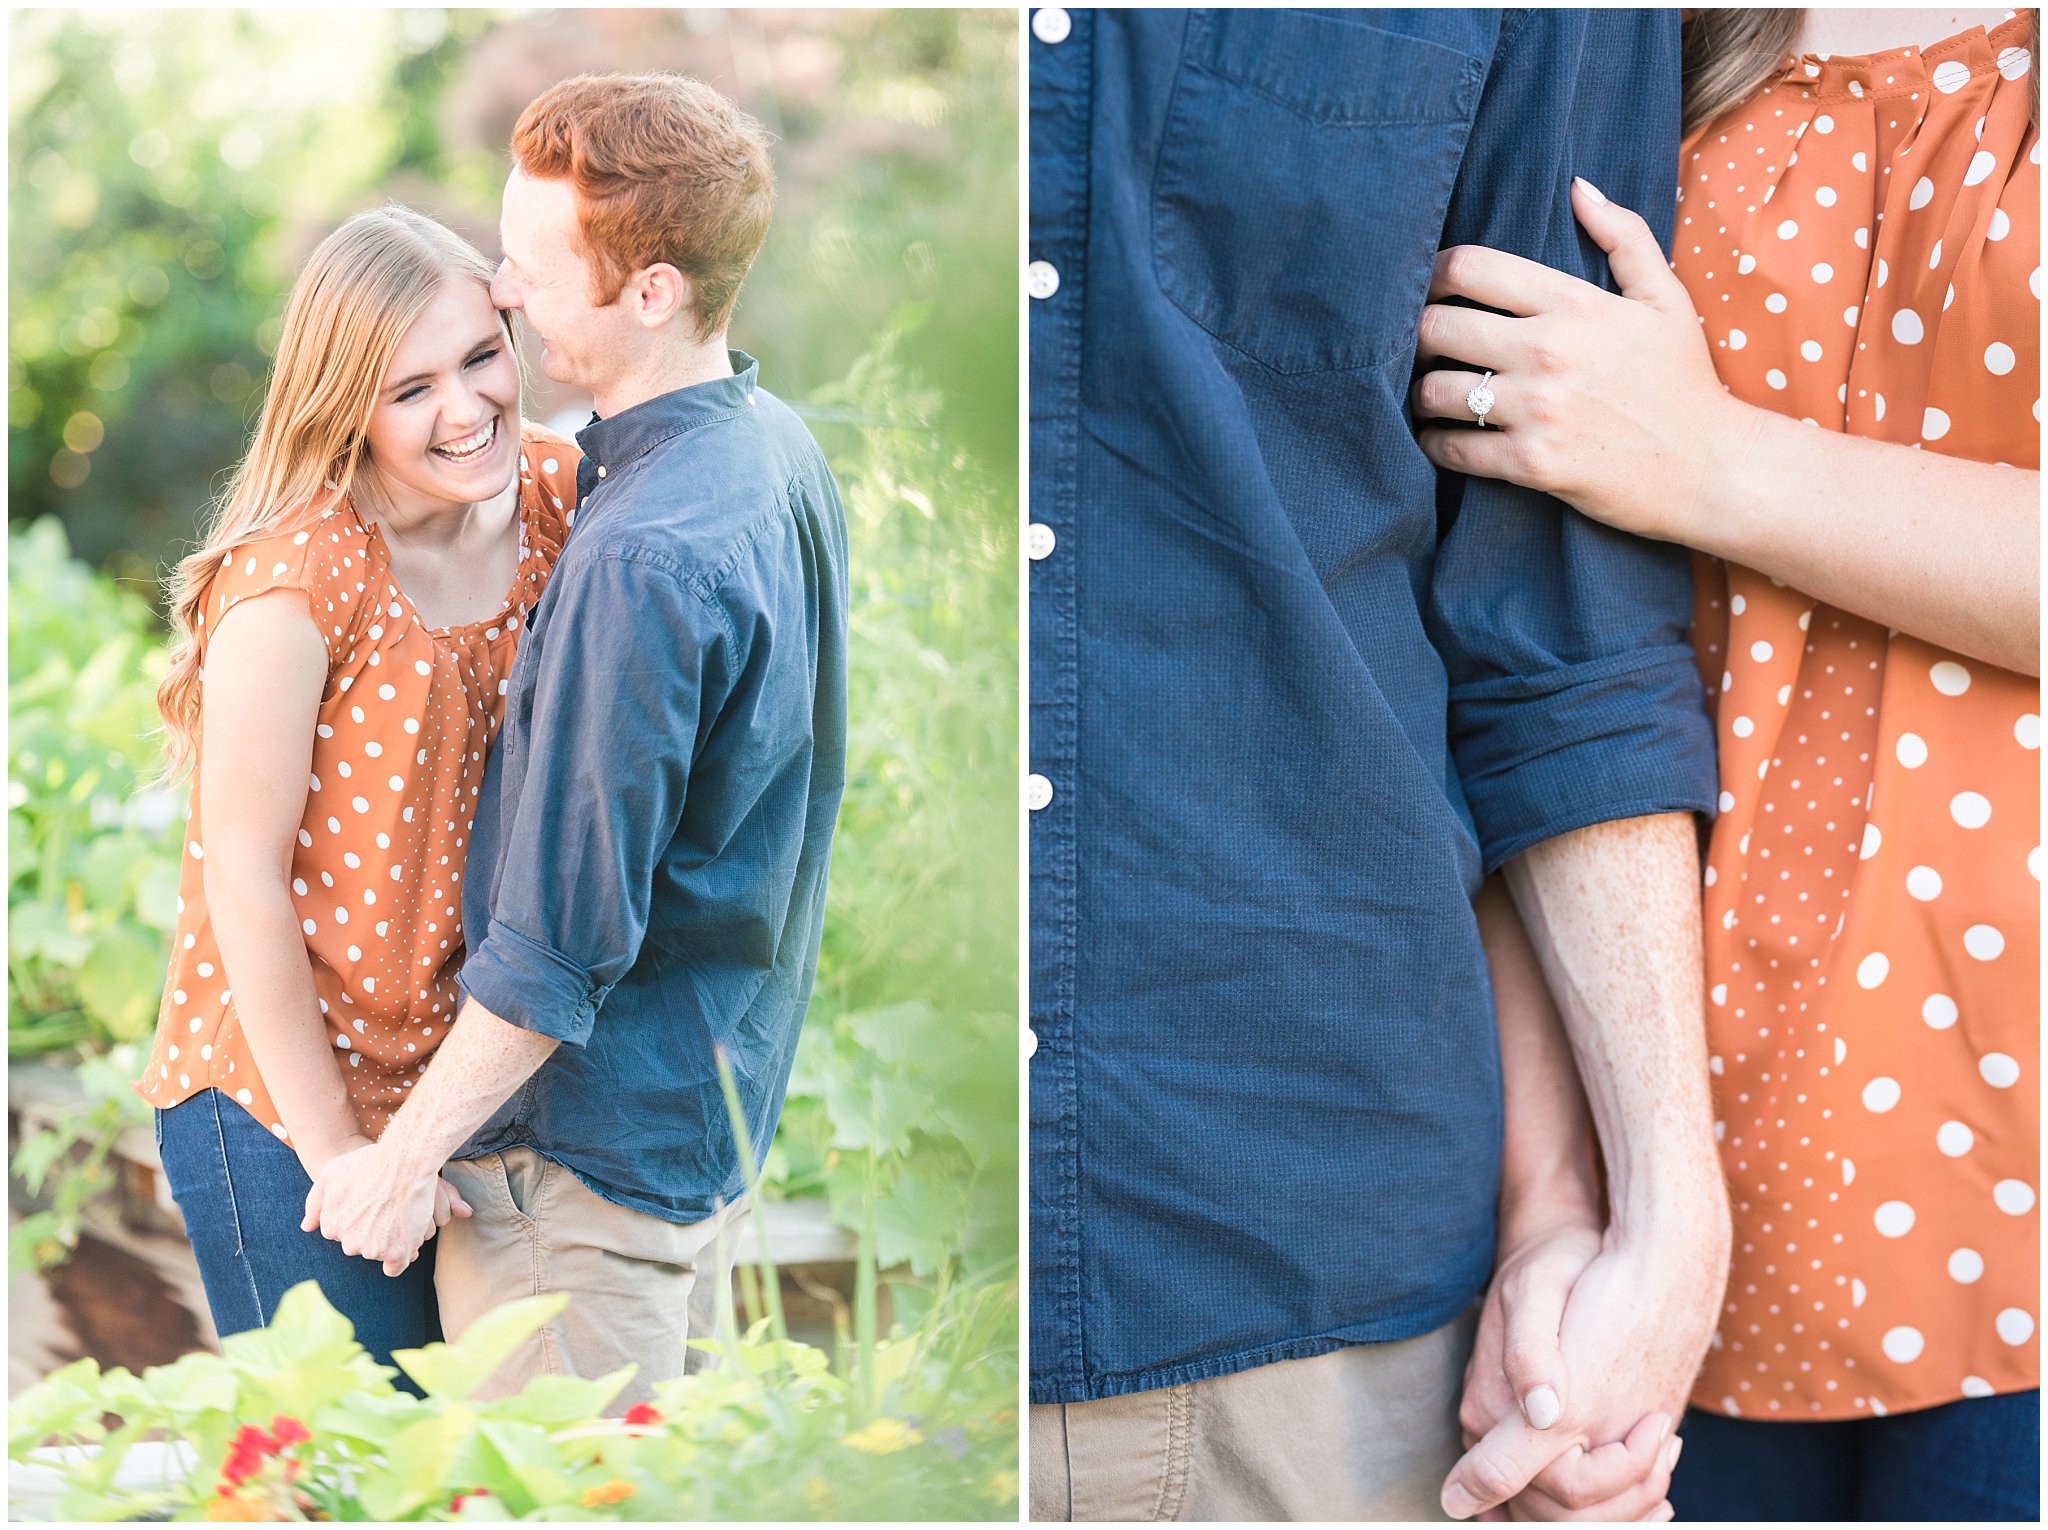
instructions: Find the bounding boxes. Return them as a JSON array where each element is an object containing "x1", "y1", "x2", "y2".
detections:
[
  {"x1": 1426, "y1": 6, "x2": 1717, "y2": 872},
  {"x1": 458, "y1": 549, "x2": 721, "y2": 1044}
]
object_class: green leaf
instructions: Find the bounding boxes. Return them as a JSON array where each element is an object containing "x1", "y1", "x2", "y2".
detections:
[
  {"x1": 10, "y1": 900, "x2": 91, "y2": 967},
  {"x1": 73, "y1": 921, "x2": 166, "y2": 1041},
  {"x1": 486, "y1": 1368, "x2": 637, "y2": 1427},
  {"x1": 11, "y1": 1126, "x2": 73, "y2": 1196},
  {"x1": 77, "y1": 832, "x2": 144, "y2": 912},
  {"x1": 135, "y1": 1349, "x2": 239, "y2": 1419},
  {"x1": 392, "y1": 1293, "x2": 568, "y2": 1400},
  {"x1": 131, "y1": 858, "x2": 182, "y2": 932},
  {"x1": 356, "y1": 1403, "x2": 477, "y2": 1522},
  {"x1": 7, "y1": 1357, "x2": 112, "y2": 1455}
]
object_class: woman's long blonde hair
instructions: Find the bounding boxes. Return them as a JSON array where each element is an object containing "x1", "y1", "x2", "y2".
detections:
[
  {"x1": 156, "y1": 206, "x2": 516, "y2": 778},
  {"x1": 1683, "y1": 9, "x2": 2039, "y2": 138}
]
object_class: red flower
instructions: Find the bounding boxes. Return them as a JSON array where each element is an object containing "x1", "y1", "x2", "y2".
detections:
[
  {"x1": 623, "y1": 1403, "x2": 664, "y2": 1428},
  {"x1": 448, "y1": 1487, "x2": 491, "y2": 1512},
  {"x1": 269, "y1": 1416, "x2": 311, "y2": 1447},
  {"x1": 234, "y1": 1424, "x2": 282, "y2": 1457}
]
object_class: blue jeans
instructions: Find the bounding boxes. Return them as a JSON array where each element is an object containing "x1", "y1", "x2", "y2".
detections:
[
  {"x1": 157, "y1": 1089, "x2": 440, "y2": 1390},
  {"x1": 1668, "y1": 1393, "x2": 2040, "y2": 1521}
]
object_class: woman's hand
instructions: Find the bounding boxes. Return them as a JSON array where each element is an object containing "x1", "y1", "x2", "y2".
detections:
[
  {"x1": 1449, "y1": 1213, "x2": 1682, "y2": 1522},
  {"x1": 296, "y1": 1129, "x2": 375, "y2": 1183},
  {"x1": 1413, "y1": 177, "x2": 1755, "y2": 543},
  {"x1": 1449, "y1": 1212, "x2": 1736, "y2": 1523},
  {"x1": 432, "y1": 1174, "x2": 473, "y2": 1234}
]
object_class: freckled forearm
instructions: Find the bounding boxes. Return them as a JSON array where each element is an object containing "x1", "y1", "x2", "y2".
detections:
[
  {"x1": 377, "y1": 997, "x2": 559, "y2": 1184},
  {"x1": 1501, "y1": 814, "x2": 1728, "y2": 1252}
]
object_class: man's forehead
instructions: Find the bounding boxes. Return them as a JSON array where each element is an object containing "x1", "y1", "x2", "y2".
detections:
[{"x1": 501, "y1": 172, "x2": 578, "y2": 258}]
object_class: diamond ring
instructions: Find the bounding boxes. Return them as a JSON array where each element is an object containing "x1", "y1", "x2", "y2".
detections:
[{"x1": 1466, "y1": 371, "x2": 1496, "y2": 428}]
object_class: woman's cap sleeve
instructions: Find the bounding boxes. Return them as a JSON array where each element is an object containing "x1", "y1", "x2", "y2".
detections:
[{"x1": 202, "y1": 521, "x2": 353, "y2": 668}]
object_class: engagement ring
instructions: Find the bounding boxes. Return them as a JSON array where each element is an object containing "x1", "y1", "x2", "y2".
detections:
[{"x1": 1466, "y1": 371, "x2": 1496, "y2": 427}]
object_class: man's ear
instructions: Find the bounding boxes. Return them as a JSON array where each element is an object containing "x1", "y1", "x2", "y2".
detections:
[{"x1": 628, "y1": 263, "x2": 693, "y2": 330}]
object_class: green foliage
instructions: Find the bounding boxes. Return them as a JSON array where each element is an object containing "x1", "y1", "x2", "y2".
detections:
[
  {"x1": 773, "y1": 341, "x2": 1017, "y2": 1278},
  {"x1": 9, "y1": 1048, "x2": 153, "y2": 1276},
  {"x1": 8, "y1": 517, "x2": 185, "y2": 1060},
  {"x1": 9, "y1": 1273, "x2": 1019, "y2": 1521}
]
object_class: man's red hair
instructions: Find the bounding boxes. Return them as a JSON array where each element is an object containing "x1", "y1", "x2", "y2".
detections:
[{"x1": 512, "y1": 73, "x2": 774, "y2": 340}]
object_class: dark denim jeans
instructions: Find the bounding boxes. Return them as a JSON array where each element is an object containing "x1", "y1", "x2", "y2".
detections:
[
  {"x1": 1668, "y1": 1393, "x2": 2041, "y2": 1521},
  {"x1": 157, "y1": 1089, "x2": 440, "y2": 1390}
]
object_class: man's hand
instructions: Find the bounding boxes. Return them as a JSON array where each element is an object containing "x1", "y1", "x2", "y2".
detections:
[
  {"x1": 301, "y1": 1140, "x2": 471, "y2": 1277},
  {"x1": 1445, "y1": 1220, "x2": 1724, "y2": 1521}
]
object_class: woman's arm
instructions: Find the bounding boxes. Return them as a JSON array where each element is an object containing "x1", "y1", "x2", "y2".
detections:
[
  {"x1": 1413, "y1": 179, "x2": 2040, "y2": 676},
  {"x1": 198, "y1": 591, "x2": 370, "y2": 1177},
  {"x1": 1692, "y1": 403, "x2": 2037, "y2": 676}
]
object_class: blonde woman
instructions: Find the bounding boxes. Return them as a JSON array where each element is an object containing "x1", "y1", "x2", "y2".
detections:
[
  {"x1": 1426, "y1": 8, "x2": 2038, "y2": 1522},
  {"x1": 136, "y1": 207, "x2": 580, "y2": 1377}
]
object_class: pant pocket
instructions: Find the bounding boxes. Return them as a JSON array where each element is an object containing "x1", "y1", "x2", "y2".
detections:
[{"x1": 499, "y1": 1148, "x2": 549, "y2": 1225}]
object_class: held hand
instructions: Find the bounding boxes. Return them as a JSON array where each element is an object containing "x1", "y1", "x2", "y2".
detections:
[
  {"x1": 433, "y1": 1173, "x2": 472, "y2": 1231},
  {"x1": 1444, "y1": 1224, "x2": 1727, "y2": 1521},
  {"x1": 1412, "y1": 177, "x2": 1753, "y2": 543},
  {"x1": 301, "y1": 1139, "x2": 467, "y2": 1277}
]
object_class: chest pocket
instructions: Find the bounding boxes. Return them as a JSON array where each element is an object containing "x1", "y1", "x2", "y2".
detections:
[{"x1": 1152, "y1": 9, "x2": 1483, "y2": 375}]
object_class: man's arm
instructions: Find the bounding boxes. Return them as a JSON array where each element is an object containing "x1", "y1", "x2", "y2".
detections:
[
  {"x1": 303, "y1": 997, "x2": 556, "y2": 1274},
  {"x1": 1443, "y1": 814, "x2": 1730, "y2": 1519}
]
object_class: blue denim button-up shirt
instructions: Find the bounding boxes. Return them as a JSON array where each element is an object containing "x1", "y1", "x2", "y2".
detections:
[
  {"x1": 1030, "y1": 10, "x2": 1717, "y2": 1403},
  {"x1": 456, "y1": 354, "x2": 849, "y2": 1224}
]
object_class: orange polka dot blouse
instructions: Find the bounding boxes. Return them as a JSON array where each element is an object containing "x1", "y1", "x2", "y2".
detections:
[
  {"x1": 1677, "y1": 17, "x2": 2039, "y2": 1419},
  {"x1": 136, "y1": 422, "x2": 580, "y2": 1144}
]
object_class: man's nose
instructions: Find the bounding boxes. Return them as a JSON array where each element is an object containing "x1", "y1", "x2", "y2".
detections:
[{"x1": 489, "y1": 262, "x2": 520, "y2": 309}]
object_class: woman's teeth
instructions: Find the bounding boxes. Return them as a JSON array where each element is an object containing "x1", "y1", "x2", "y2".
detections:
[{"x1": 433, "y1": 419, "x2": 497, "y2": 462}]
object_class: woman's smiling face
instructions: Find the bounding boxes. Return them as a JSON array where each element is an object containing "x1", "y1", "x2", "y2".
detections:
[{"x1": 360, "y1": 277, "x2": 520, "y2": 516}]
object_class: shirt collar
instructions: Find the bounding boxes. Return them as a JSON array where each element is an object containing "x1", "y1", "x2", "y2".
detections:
[{"x1": 574, "y1": 350, "x2": 760, "y2": 503}]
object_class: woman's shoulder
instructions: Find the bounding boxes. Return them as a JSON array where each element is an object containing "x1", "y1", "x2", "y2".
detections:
[
  {"x1": 205, "y1": 501, "x2": 371, "y2": 655},
  {"x1": 517, "y1": 420, "x2": 582, "y2": 495},
  {"x1": 515, "y1": 419, "x2": 581, "y2": 576}
]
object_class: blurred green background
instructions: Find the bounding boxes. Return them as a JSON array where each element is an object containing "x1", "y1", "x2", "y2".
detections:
[{"x1": 9, "y1": 6, "x2": 1018, "y2": 1292}]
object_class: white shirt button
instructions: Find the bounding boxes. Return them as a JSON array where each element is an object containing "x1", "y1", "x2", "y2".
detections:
[
  {"x1": 1027, "y1": 774, "x2": 1054, "y2": 811},
  {"x1": 1027, "y1": 260, "x2": 1061, "y2": 300},
  {"x1": 1032, "y1": 7, "x2": 1071, "y2": 45},
  {"x1": 1026, "y1": 1028, "x2": 1039, "y2": 1058},
  {"x1": 596, "y1": 464, "x2": 606, "y2": 478},
  {"x1": 1027, "y1": 522, "x2": 1057, "y2": 560}
]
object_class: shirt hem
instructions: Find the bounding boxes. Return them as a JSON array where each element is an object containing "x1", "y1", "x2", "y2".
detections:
[
  {"x1": 1030, "y1": 1285, "x2": 1486, "y2": 1406},
  {"x1": 1690, "y1": 1367, "x2": 2041, "y2": 1423},
  {"x1": 453, "y1": 1137, "x2": 744, "y2": 1228}
]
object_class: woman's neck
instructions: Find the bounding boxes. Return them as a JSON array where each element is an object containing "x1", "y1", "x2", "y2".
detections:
[
  {"x1": 352, "y1": 472, "x2": 508, "y2": 555},
  {"x1": 1795, "y1": 7, "x2": 2016, "y2": 59}
]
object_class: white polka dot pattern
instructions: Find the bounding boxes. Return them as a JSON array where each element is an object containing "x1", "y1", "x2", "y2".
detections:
[{"x1": 1680, "y1": 16, "x2": 2039, "y2": 1422}]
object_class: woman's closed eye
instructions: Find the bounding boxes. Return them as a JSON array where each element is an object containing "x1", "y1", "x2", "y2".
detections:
[{"x1": 395, "y1": 347, "x2": 501, "y2": 404}]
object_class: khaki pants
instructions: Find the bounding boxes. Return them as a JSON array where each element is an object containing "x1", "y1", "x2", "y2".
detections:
[
  {"x1": 435, "y1": 1146, "x2": 748, "y2": 1413},
  {"x1": 1029, "y1": 1308, "x2": 1477, "y2": 1522}
]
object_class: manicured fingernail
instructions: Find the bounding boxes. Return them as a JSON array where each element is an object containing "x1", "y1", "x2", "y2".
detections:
[
  {"x1": 1574, "y1": 175, "x2": 1608, "y2": 204},
  {"x1": 1523, "y1": 1384, "x2": 1561, "y2": 1430},
  {"x1": 1665, "y1": 1436, "x2": 1684, "y2": 1473},
  {"x1": 1441, "y1": 1482, "x2": 1481, "y2": 1520}
]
